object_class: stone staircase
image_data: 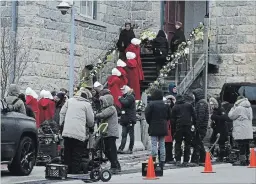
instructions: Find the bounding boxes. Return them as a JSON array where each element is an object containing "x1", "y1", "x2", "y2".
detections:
[{"x1": 140, "y1": 53, "x2": 158, "y2": 92}]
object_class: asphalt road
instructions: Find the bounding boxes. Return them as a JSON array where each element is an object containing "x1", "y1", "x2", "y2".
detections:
[{"x1": 2, "y1": 164, "x2": 256, "y2": 184}]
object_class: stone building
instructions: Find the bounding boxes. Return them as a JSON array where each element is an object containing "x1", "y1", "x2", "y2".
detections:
[{"x1": 1, "y1": 0, "x2": 255, "y2": 96}]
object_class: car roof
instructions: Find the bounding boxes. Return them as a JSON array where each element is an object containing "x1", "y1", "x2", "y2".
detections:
[{"x1": 223, "y1": 82, "x2": 256, "y2": 86}]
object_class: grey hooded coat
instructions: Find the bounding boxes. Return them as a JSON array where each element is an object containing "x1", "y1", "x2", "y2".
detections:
[
  {"x1": 5, "y1": 84, "x2": 26, "y2": 115},
  {"x1": 96, "y1": 94, "x2": 119, "y2": 138},
  {"x1": 228, "y1": 98, "x2": 253, "y2": 140}
]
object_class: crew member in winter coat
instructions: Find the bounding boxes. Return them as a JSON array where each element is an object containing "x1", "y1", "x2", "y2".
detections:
[
  {"x1": 191, "y1": 88, "x2": 209, "y2": 165},
  {"x1": 116, "y1": 59, "x2": 128, "y2": 87},
  {"x1": 93, "y1": 81, "x2": 111, "y2": 112},
  {"x1": 172, "y1": 95, "x2": 196, "y2": 166},
  {"x1": 126, "y1": 52, "x2": 141, "y2": 100},
  {"x1": 164, "y1": 95, "x2": 176, "y2": 164},
  {"x1": 96, "y1": 94, "x2": 121, "y2": 173},
  {"x1": 116, "y1": 23, "x2": 135, "y2": 60},
  {"x1": 26, "y1": 87, "x2": 40, "y2": 127},
  {"x1": 38, "y1": 90, "x2": 55, "y2": 125},
  {"x1": 170, "y1": 21, "x2": 186, "y2": 53},
  {"x1": 125, "y1": 38, "x2": 144, "y2": 81},
  {"x1": 209, "y1": 97, "x2": 229, "y2": 161},
  {"x1": 59, "y1": 88, "x2": 94, "y2": 174},
  {"x1": 18, "y1": 93, "x2": 35, "y2": 118},
  {"x1": 228, "y1": 96, "x2": 253, "y2": 166},
  {"x1": 54, "y1": 92, "x2": 66, "y2": 124},
  {"x1": 152, "y1": 30, "x2": 169, "y2": 74},
  {"x1": 4, "y1": 84, "x2": 26, "y2": 115},
  {"x1": 117, "y1": 86, "x2": 136, "y2": 154},
  {"x1": 169, "y1": 82, "x2": 177, "y2": 97},
  {"x1": 108, "y1": 68, "x2": 123, "y2": 109},
  {"x1": 145, "y1": 89, "x2": 169, "y2": 167}
]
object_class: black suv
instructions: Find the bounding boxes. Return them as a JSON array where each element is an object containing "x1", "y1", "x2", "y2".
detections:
[
  {"x1": 1, "y1": 108, "x2": 38, "y2": 175},
  {"x1": 219, "y1": 82, "x2": 256, "y2": 141}
]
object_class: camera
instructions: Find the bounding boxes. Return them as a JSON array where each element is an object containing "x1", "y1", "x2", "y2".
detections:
[{"x1": 57, "y1": 1, "x2": 71, "y2": 15}]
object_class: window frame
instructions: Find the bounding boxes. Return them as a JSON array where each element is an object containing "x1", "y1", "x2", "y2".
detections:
[{"x1": 80, "y1": 0, "x2": 97, "y2": 20}]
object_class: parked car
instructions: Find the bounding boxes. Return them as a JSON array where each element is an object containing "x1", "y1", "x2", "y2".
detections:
[
  {"x1": 219, "y1": 82, "x2": 256, "y2": 142},
  {"x1": 1, "y1": 104, "x2": 38, "y2": 176}
]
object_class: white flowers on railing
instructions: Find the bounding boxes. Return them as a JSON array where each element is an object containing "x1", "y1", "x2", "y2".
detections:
[
  {"x1": 140, "y1": 30, "x2": 157, "y2": 41},
  {"x1": 144, "y1": 22, "x2": 205, "y2": 95}
]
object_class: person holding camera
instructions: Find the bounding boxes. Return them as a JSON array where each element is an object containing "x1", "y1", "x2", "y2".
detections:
[{"x1": 117, "y1": 85, "x2": 136, "y2": 154}]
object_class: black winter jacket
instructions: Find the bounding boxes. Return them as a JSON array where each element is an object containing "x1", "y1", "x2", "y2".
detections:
[
  {"x1": 116, "y1": 29, "x2": 135, "y2": 52},
  {"x1": 210, "y1": 107, "x2": 229, "y2": 144},
  {"x1": 171, "y1": 95, "x2": 196, "y2": 129},
  {"x1": 152, "y1": 36, "x2": 169, "y2": 57},
  {"x1": 119, "y1": 91, "x2": 136, "y2": 126},
  {"x1": 170, "y1": 28, "x2": 186, "y2": 53},
  {"x1": 192, "y1": 89, "x2": 209, "y2": 135},
  {"x1": 145, "y1": 89, "x2": 169, "y2": 136}
]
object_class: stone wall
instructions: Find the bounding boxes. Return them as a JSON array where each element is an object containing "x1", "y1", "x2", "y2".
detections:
[
  {"x1": 1, "y1": 1, "x2": 161, "y2": 93},
  {"x1": 208, "y1": 1, "x2": 256, "y2": 97}
]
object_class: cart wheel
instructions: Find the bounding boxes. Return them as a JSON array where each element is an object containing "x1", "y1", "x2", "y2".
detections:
[
  {"x1": 90, "y1": 169, "x2": 100, "y2": 181},
  {"x1": 100, "y1": 169, "x2": 112, "y2": 182}
]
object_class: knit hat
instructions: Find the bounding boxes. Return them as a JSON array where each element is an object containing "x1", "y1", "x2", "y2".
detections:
[
  {"x1": 57, "y1": 92, "x2": 65, "y2": 99},
  {"x1": 117, "y1": 59, "x2": 126, "y2": 67},
  {"x1": 176, "y1": 21, "x2": 182, "y2": 27},
  {"x1": 112, "y1": 68, "x2": 121, "y2": 76}
]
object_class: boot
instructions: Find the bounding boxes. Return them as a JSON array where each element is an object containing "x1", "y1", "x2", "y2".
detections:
[{"x1": 233, "y1": 155, "x2": 247, "y2": 166}]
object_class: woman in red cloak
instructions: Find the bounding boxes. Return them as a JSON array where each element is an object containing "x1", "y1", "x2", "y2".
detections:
[
  {"x1": 125, "y1": 52, "x2": 141, "y2": 100},
  {"x1": 116, "y1": 59, "x2": 128, "y2": 87},
  {"x1": 26, "y1": 87, "x2": 40, "y2": 128},
  {"x1": 125, "y1": 38, "x2": 144, "y2": 81},
  {"x1": 38, "y1": 90, "x2": 55, "y2": 125},
  {"x1": 108, "y1": 68, "x2": 123, "y2": 108}
]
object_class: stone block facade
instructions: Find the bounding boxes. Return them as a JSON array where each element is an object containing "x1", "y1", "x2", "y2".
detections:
[
  {"x1": 208, "y1": 1, "x2": 256, "y2": 97},
  {"x1": 1, "y1": 1, "x2": 161, "y2": 92}
]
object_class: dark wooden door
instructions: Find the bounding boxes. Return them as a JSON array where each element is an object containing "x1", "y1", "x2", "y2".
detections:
[{"x1": 163, "y1": 1, "x2": 185, "y2": 41}]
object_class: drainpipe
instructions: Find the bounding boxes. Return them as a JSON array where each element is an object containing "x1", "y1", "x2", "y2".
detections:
[
  {"x1": 10, "y1": 0, "x2": 18, "y2": 83},
  {"x1": 160, "y1": 1, "x2": 165, "y2": 30}
]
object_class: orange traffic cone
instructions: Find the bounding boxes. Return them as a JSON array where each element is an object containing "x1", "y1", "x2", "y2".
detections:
[
  {"x1": 144, "y1": 156, "x2": 158, "y2": 180},
  {"x1": 202, "y1": 152, "x2": 216, "y2": 173},
  {"x1": 248, "y1": 148, "x2": 256, "y2": 168}
]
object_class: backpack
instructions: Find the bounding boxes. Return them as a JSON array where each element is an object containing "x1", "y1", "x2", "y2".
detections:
[{"x1": 0, "y1": 98, "x2": 19, "y2": 114}]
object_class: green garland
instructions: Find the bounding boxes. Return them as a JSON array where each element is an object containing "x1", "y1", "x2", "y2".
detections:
[{"x1": 144, "y1": 22, "x2": 205, "y2": 95}]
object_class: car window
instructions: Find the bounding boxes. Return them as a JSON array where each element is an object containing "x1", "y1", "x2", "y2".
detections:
[{"x1": 223, "y1": 85, "x2": 256, "y2": 104}]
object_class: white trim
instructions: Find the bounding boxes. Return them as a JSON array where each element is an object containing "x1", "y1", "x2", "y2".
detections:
[{"x1": 80, "y1": 0, "x2": 94, "y2": 19}]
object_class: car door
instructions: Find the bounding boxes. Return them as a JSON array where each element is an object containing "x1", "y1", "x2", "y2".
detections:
[{"x1": 1, "y1": 113, "x2": 19, "y2": 161}]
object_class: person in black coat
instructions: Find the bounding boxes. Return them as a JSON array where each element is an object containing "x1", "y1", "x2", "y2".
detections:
[
  {"x1": 170, "y1": 21, "x2": 186, "y2": 53},
  {"x1": 172, "y1": 95, "x2": 196, "y2": 166},
  {"x1": 191, "y1": 88, "x2": 209, "y2": 165},
  {"x1": 152, "y1": 30, "x2": 169, "y2": 74},
  {"x1": 117, "y1": 86, "x2": 136, "y2": 154},
  {"x1": 209, "y1": 97, "x2": 229, "y2": 161},
  {"x1": 145, "y1": 89, "x2": 169, "y2": 167},
  {"x1": 116, "y1": 23, "x2": 135, "y2": 61},
  {"x1": 18, "y1": 93, "x2": 35, "y2": 118}
]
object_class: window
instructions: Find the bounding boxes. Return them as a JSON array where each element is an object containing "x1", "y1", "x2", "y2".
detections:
[
  {"x1": 222, "y1": 85, "x2": 256, "y2": 105},
  {"x1": 80, "y1": 0, "x2": 97, "y2": 19}
]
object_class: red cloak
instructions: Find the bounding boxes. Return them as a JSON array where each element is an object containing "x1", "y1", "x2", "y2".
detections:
[
  {"x1": 126, "y1": 58, "x2": 141, "y2": 100},
  {"x1": 26, "y1": 95, "x2": 40, "y2": 128},
  {"x1": 116, "y1": 66, "x2": 128, "y2": 87},
  {"x1": 165, "y1": 120, "x2": 173, "y2": 142},
  {"x1": 38, "y1": 98, "x2": 55, "y2": 125},
  {"x1": 125, "y1": 44, "x2": 144, "y2": 81},
  {"x1": 108, "y1": 75, "x2": 122, "y2": 108}
]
